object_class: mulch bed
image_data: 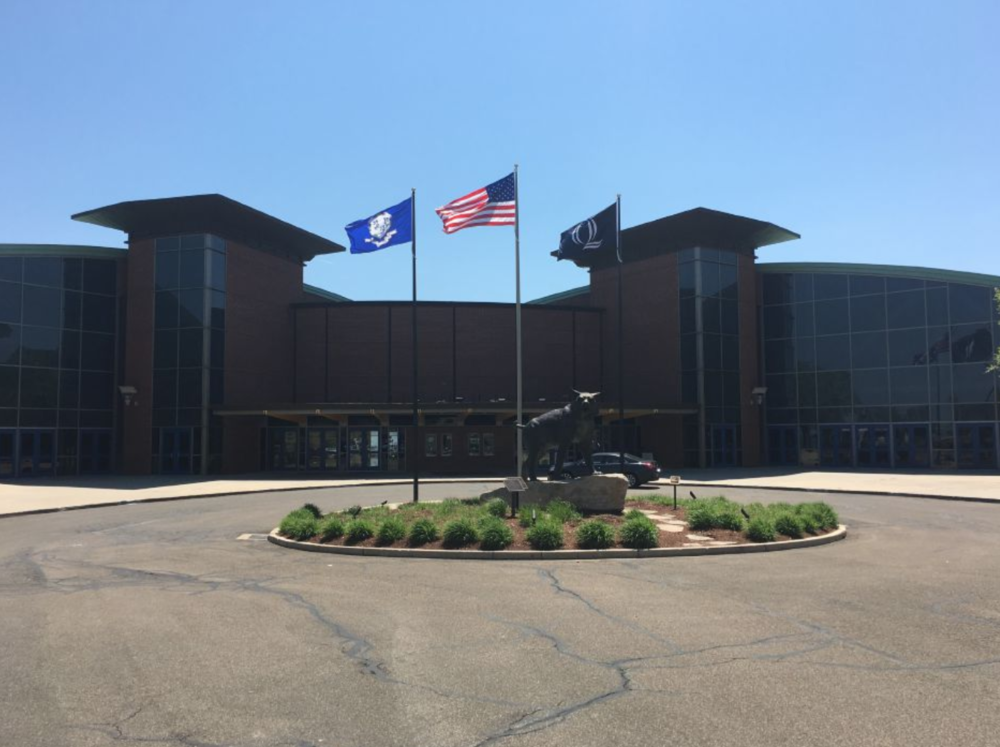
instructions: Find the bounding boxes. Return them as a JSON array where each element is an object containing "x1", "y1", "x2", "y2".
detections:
[{"x1": 291, "y1": 501, "x2": 782, "y2": 552}]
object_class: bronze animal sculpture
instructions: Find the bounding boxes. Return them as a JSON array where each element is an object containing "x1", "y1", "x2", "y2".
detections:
[{"x1": 519, "y1": 391, "x2": 600, "y2": 481}]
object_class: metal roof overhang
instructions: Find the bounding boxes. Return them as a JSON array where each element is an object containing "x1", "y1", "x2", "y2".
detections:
[
  {"x1": 72, "y1": 194, "x2": 345, "y2": 263},
  {"x1": 551, "y1": 207, "x2": 800, "y2": 269}
]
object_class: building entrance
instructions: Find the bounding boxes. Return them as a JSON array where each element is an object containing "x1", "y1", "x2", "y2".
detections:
[
  {"x1": 80, "y1": 430, "x2": 113, "y2": 474},
  {"x1": 855, "y1": 425, "x2": 891, "y2": 467},
  {"x1": 18, "y1": 430, "x2": 55, "y2": 477},
  {"x1": 348, "y1": 428, "x2": 381, "y2": 470},
  {"x1": 710, "y1": 424, "x2": 737, "y2": 467},
  {"x1": 820, "y1": 425, "x2": 853, "y2": 467},
  {"x1": 893, "y1": 425, "x2": 930, "y2": 467},
  {"x1": 956, "y1": 423, "x2": 997, "y2": 469},
  {"x1": 160, "y1": 427, "x2": 194, "y2": 474},
  {"x1": 0, "y1": 430, "x2": 14, "y2": 477},
  {"x1": 767, "y1": 426, "x2": 798, "y2": 465}
]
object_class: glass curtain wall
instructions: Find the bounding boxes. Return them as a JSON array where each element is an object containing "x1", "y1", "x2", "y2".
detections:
[
  {"x1": 761, "y1": 269, "x2": 999, "y2": 468},
  {"x1": 151, "y1": 235, "x2": 226, "y2": 474},
  {"x1": 678, "y1": 248, "x2": 742, "y2": 467},
  {"x1": 0, "y1": 254, "x2": 119, "y2": 476}
]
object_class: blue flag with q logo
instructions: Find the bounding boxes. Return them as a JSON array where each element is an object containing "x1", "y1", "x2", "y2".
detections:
[{"x1": 345, "y1": 197, "x2": 413, "y2": 254}]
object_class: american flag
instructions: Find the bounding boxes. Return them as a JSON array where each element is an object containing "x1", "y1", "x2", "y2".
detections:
[{"x1": 435, "y1": 173, "x2": 516, "y2": 234}]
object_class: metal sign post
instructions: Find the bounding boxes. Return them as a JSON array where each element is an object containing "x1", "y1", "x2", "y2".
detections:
[
  {"x1": 504, "y1": 476, "x2": 528, "y2": 518},
  {"x1": 669, "y1": 474, "x2": 681, "y2": 510}
]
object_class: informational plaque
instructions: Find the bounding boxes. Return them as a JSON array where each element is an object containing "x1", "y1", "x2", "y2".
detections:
[{"x1": 504, "y1": 477, "x2": 529, "y2": 493}]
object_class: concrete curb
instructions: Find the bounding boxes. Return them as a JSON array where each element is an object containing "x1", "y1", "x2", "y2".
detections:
[
  {"x1": 267, "y1": 524, "x2": 848, "y2": 560},
  {"x1": 678, "y1": 482, "x2": 1000, "y2": 505}
]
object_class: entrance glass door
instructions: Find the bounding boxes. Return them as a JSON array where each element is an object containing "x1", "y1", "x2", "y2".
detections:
[
  {"x1": 348, "y1": 428, "x2": 382, "y2": 471},
  {"x1": 956, "y1": 423, "x2": 997, "y2": 469},
  {"x1": 855, "y1": 425, "x2": 891, "y2": 467},
  {"x1": 893, "y1": 425, "x2": 930, "y2": 468},
  {"x1": 0, "y1": 430, "x2": 14, "y2": 477},
  {"x1": 269, "y1": 428, "x2": 300, "y2": 471},
  {"x1": 710, "y1": 424, "x2": 737, "y2": 467},
  {"x1": 160, "y1": 427, "x2": 193, "y2": 474},
  {"x1": 820, "y1": 425, "x2": 853, "y2": 467},
  {"x1": 306, "y1": 428, "x2": 339, "y2": 470},
  {"x1": 80, "y1": 430, "x2": 113, "y2": 474},
  {"x1": 767, "y1": 426, "x2": 798, "y2": 465},
  {"x1": 387, "y1": 429, "x2": 403, "y2": 471},
  {"x1": 18, "y1": 430, "x2": 55, "y2": 477}
]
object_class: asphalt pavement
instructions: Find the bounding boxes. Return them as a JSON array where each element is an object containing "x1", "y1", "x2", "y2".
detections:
[{"x1": 2, "y1": 482, "x2": 999, "y2": 746}]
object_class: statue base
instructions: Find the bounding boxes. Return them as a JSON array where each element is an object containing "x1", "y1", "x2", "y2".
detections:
[{"x1": 480, "y1": 474, "x2": 627, "y2": 514}]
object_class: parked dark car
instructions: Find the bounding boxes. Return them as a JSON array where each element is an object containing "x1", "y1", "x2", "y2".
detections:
[{"x1": 550, "y1": 452, "x2": 661, "y2": 487}]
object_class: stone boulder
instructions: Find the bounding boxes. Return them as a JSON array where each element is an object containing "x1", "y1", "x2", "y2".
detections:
[{"x1": 480, "y1": 474, "x2": 627, "y2": 514}]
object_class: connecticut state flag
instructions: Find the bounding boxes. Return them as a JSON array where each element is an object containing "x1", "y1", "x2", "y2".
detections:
[{"x1": 345, "y1": 197, "x2": 413, "y2": 254}]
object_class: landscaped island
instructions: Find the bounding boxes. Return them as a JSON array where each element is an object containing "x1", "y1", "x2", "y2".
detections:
[{"x1": 275, "y1": 494, "x2": 840, "y2": 552}]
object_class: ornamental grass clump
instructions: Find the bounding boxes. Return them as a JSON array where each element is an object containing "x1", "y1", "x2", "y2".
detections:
[
  {"x1": 685, "y1": 500, "x2": 718, "y2": 532},
  {"x1": 772, "y1": 510, "x2": 804, "y2": 539},
  {"x1": 575, "y1": 519, "x2": 616, "y2": 550},
  {"x1": 618, "y1": 514, "x2": 659, "y2": 549},
  {"x1": 407, "y1": 518, "x2": 439, "y2": 547},
  {"x1": 442, "y1": 518, "x2": 480, "y2": 548},
  {"x1": 545, "y1": 500, "x2": 582, "y2": 524},
  {"x1": 344, "y1": 519, "x2": 376, "y2": 544},
  {"x1": 746, "y1": 514, "x2": 776, "y2": 543},
  {"x1": 318, "y1": 515, "x2": 345, "y2": 541},
  {"x1": 485, "y1": 498, "x2": 509, "y2": 518},
  {"x1": 805, "y1": 502, "x2": 839, "y2": 529},
  {"x1": 279, "y1": 509, "x2": 319, "y2": 541},
  {"x1": 526, "y1": 520, "x2": 564, "y2": 551},
  {"x1": 376, "y1": 516, "x2": 407, "y2": 546},
  {"x1": 478, "y1": 517, "x2": 514, "y2": 551},
  {"x1": 301, "y1": 503, "x2": 323, "y2": 519}
]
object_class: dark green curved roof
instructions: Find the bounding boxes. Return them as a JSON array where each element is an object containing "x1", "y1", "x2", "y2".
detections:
[
  {"x1": 0, "y1": 244, "x2": 125, "y2": 259},
  {"x1": 758, "y1": 262, "x2": 1000, "y2": 288}
]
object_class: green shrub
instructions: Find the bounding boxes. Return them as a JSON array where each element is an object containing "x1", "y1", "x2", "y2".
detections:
[
  {"x1": 526, "y1": 520, "x2": 564, "y2": 550},
  {"x1": 301, "y1": 503, "x2": 323, "y2": 519},
  {"x1": 619, "y1": 515, "x2": 659, "y2": 549},
  {"x1": 624, "y1": 509, "x2": 647, "y2": 521},
  {"x1": 376, "y1": 516, "x2": 407, "y2": 545},
  {"x1": 575, "y1": 520, "x2": 616, "y2": 549},
  {"x1": 685, "y1": 501, "x2": 717, "y2": 531},
  {"x1": 794, "y1": 504, "x2": 821, "y2": 533},
  {"x1": 279, "y1": 509, "x2": 319, "y2": 540},
  {"x1": 344, "y1": 519, "x2": 376, "y2": 544},
  {"x1": 773, "y1": 511, "x2": 804, "y2": 538},
  {"x1": 479, "y1": 517, "x2": 514, "y2": 551},
  {"x1": 545, "y1": 500, "x2": 582, "y2": 524},
  {"x1": 518, "y1": 508, "x2": 538, "y2": 528},
  {"x1": 318, "y1": 515, "x2": 345, "y2": 541},
  {"x1": 745, "y1": 502, "x2": 768, "y2": 518},
  {"x1": 432, "y1": 499, "x2": 464, "y2": 519},
  {"x1": 746, "y1": 515, "x2": 776, "y2": 542},
  {"x1": 345, "y1": 505, "x2": 363, "y2": 518},
  {"x1": 809, "y1": 502, "x2": 839, "y2": 529},
  {"x1": 714, "y1": 502, "x2": 745, "y2": 532},
  {"x1": 407, "y1": 518, "x2": 439, "y2": 546},
  {"x1": 485, "y1": 498, "x2": 509, "y2": 518},
  {"x1": 442, "y1": 518, "x2": 480, "y2": 548}
]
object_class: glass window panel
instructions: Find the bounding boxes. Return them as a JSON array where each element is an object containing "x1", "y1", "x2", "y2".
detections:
[
  {"x1": 700, "y1": 248, "x2": 720, "y2": 263},
  {"x1": 850, "y1": 275, "x2": 885, "y2": 296},
  {"x1": 0, "y1": 366, "x2": 18, "y2": 407},
  {"x1": 767, "y1": 408, "x2": 797, "y2": 424},
  {"x1": 718, "y1": 250, "x2": 737, "y2": 266},
  {"x1": 798, "y1": 373, "x2": 817, "y2": 406},
  {"x1": 954, "y1": 404, "x2": 996, "y2": 421},
  {"x1": 949, "y1": 284, "x2": 991, "y2": 324},
  {"x1": 852, "y1": 369, "x2": 889, "y2": 406},
  {"x1": 155, "y1": 291, "x2": 179, "y2": 329},
  {"x1": 209, "y1": 251, "x2": 226, "y2": 292},
  {"x1": 208, "y1": 235, "x2": 226, "y2": 253},
  {"x1": 154, "y1": 370, "x2": 177, "y2": 408},
  {"x1": 180, "y1": 234, "x2": 207, "y2": 250},
  {"x1": 886, "y1": 277, "x2": 924, "y2": 293},
  {"x1": 23, "y1": 257, "x2": 63, "y2": 287},
  {"x1": 720, "y1": 300, "x2": 738, "y2": 335},
  {"x1": 82, "y1": 294, "x2": 116, "y2": 332},
  {"x1": 156, "y1": 236, "x2": 180, "y2": 252},
  {"x1": 681, "y1": 371, "x2": 697, "y2": 402},
  {"x1": 154, "y1": 329, "x2": 178, "y2": 369},
  {"x1": 179, "y1": 328, "x2": 204, "y2": 368},
  {"x1": 817, "y1": 371, "x2": 852, "y2": 406},
  {"x1": 815, "y1": 334, "x2": 850, "y2": 372},
  {"x1": 886, "y1": 290, "x2": 925, "y2": 329},
  {"x1": 762, "y1": 274, "x2": 793, "y2": 305},
  {"x1": 950, "y1": 323, "x2": 992, "y2": 364},
  {"x1": 177, "y1": 369, "x2": 203, "y2": 407},
  {"x1": 153, "y1": 408, "x2": 177, "y2": 427},
  {"x1": 178, "y1": 409, "x2": 202, "y2": 427},
  {"x1": 700, "y1": 262, "x2": 721, "y2": 299},
  {"x1": 178, "y1": 250, "x2": 205, "y2": 288},
  {"x1": 22, "y1": 285, "x2": 61, "y2": 328},
  {"x1": 928, "y1": 366, "x2": 951, "y2": 403},
  {"x1": 210, "y1": 332, "x2": 225, "y2": 368},
  {"x1": 889, "y1": 328, "x2": 927, "y2": 367},
  {"x1": 0, "y1": 281, "x2": 21, "y2": 323},
  {"x1": 854, "y1": 406, "x2": 891, "y2": 423},
  {"x1": 467, "y1": 433, "x2": 481, "y2": 456},
  {"x1": 704, "y1": 371, "x2": 723, "y2": 406},
  {"x1": 701, "y1": 296, "x2": 720, "y2": 333},
  {"x1": 679, "y1": 262, "x2": 695, "y2": 298},
  {"x1": 679, "y1": 296, "x2": 696, "y2": 333},
  {"x1": 178, "y1": 289, "x2": 204, "y2": 327},
  {"x1": 155, "y1": 251, "x2": 179, "y2": 291},
  {"x1": 20, "y1": 325, "x2": 60, "y2": 367},
  {"x1": 952, "y1": 364, "x2": 994, "y2": 404},
  {"x1": 209, "y1": 369, "x2": 224, "y2": 405},
  {"x1": 763, "y1": 304, "x2": 794, "y2": 339},
  {"x1": 851, "y1": 331, "x2": 888, "y2": 369},
  {"x1": 926, "y1": 287, "x2": 949, "y2": 326},
  {"x1": 817, "y1": 407, "x2": 853, "y2": 423},
  {"x1": 793, "y1": 302, "x2": 814, "y2": 337},
  {"x1": 926, "y1": 327, "x2": 951, "y2": 365},
  {"x1": 677, "y1": 248, "x2": 694, "y2": 263},
  {"x1": 483, "y1": 432, "x2": 495, "y2": 456},
  {"x1": 765, "y1": 373, "x2": 796, "y2": 408},
  {"x1": 0, "y1": 323, "x2": 20, "y2": 365},
  {"x1": 703, "y1": 333, "x2": 722, "y2": 370},
  {"x1": 425, "y1": 434, "x2": 437, "y2": 456},
  {"x1": 793, "y1": 274, "x2": 813, "y2": 302},
  {"x1": 61, "y1": 330, "x2": 80, "y2": 369},
  {"x1": 61, "y1": 290, "x2": 82, "y2": 330},
  {"x1": 210, "y1": 291, "x2": 225, "y2": 329},
  {"x1": 81, "y1": 332, "x2": 115, "y2": 371},
  {"x1": 723, "y1": 372, "x2": 740, "y2": 408},
  {"x1": 60, "y1": 370, "x2": 79, "y2": 409},
  {"x1": 720, "y1": 264, "x2": 738, "y2": 300},
  {"x1": 891, "y1": 405, "x2": 929, "y2": 422},
  {"x1": 722, "y1": 335, "x2": 739, "y2": 370},
  {"x1": 20, "y1": 409, "x2": 57, "y2": 427},
  {"x1": 79, "y1": 410, "x2": 113, "y2": 428},
  {"x1": 890, "y1": 367, "x2": 929, "y2": 405},
  {"x1": 0, "y1": 257, "x2": 21, "y2": 282},
  {"x1": 19, "y1": 367, "x2": 58, "y2": 408},
  {"x1": 82, "y1": 260, "x2": 117, "y2": 295},
  {"x1": 814, "y1": 298, "x2": 849, "y2": 335},
  {"x1": 851, "y1": 294, "x2": 886, "y2": 332},
  {"x1": 80, "y1": 371, "x2": 113, "y2": 410},
  {"x1": 814, "y1": 273, "x2": 849, "y2": 300},
  {"x1": 63, "y1": 259, "x2": 83, "y2": 290},
  {"x1": 765, "y1": 339, "x2": 795, "y2": 373}
]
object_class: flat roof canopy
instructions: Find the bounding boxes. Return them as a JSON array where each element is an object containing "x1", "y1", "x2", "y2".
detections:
[
  {"x1": 72, "y1": 194, "x2": 345, "y2": 262},
  {"x1": 553, "y1": 207, "x2": 799, "y2": 269}
]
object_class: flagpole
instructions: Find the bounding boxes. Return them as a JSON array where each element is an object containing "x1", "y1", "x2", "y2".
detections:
[
  {"x1": 412, "y1": 187, "x2": 420, "y2": 503},
  {"x1": 616, "y1": 194, "x2": 625, "y2": 478},
  {"x1": 514, "y1": 164, "x2": 523, "y2": 478}
]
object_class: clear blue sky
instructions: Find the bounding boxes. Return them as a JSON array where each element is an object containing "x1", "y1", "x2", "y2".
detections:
[{"x1": 1, "y1": 0, "x2": 997, "y2": 302}]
